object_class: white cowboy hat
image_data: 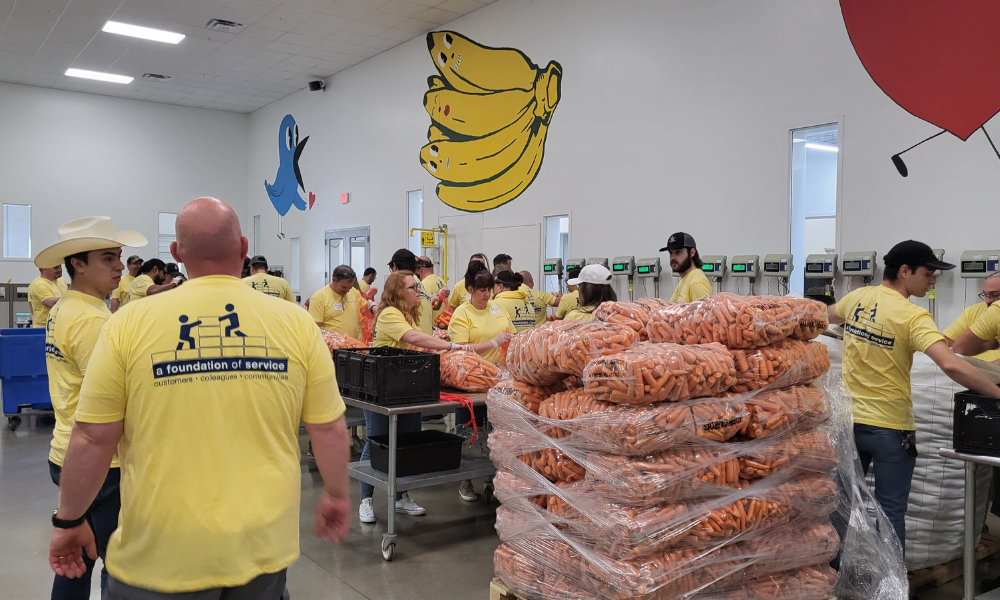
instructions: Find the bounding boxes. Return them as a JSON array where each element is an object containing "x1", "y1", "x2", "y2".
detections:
[{"x1": 34, "y1": 217, "x2": 148, "y2": 268}]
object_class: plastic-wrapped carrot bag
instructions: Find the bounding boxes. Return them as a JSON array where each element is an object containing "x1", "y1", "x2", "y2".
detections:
[
  {"x1": 729, "y1": 339, "x2": 830, "y2": 393},
  {"x1": 593, "y1": 301, "x2": 652, "y2": 340},
  {"x1": 582, "y1": 342, "x2": 736, "y2": 405},
  {"x1": 780, "y1": 296, "x2": 830, "y2": 341},
  {"x1": 646, "y1": 293, "x2": 798, "y2": 349},
  {"x1": 506, "y1": 320, "x2": 639, "y2": 386},
  {"x1": 439, "y1": 350, "x2": 502, "y2": 392},
  {"x1": 634, "y1": 297, "x2": 675, "y2": 313},
  {"x1": 738, "y1": 384, "x2": 828, "y2": 440},
  {"x1": 321, "y1": 330, "x2": 366, "y2": 354}
]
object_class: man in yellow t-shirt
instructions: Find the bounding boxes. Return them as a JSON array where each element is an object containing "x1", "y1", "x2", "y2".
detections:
[
  {"x1": 359, "y1": 267, "x2": 377, "y2": 294},
  {"x1": 28, "y1": 265, "x2": 68, "y2": 327},
  {"x1": 243, "y1": 255, "x2": 295, "y2": 303},
  {"x1": 48, "y1": 197, "x2": 351, "y2": 596},
  {"x1": 448, "y1": 252, "x2": 489, "y2": 308},
  {"x1": 309, "y1": 265, "x2": 366, "y2": 338},
  {"x1": 953, "y1": 273, "x2": 1000, "y2": 360},
  {"x1": 35, "y1": 216, "x2": 148, "y2": 598},
  {"x1": 555, "y1": 266, "x2": 582, "y2": 319},
  {"x1": 417, "y1": 256, "x2": 448, "y2": 321},
  {"x1": 111, "y1": 255, "x2": 143, "y2": 313},
  {"x1": 128, "y1": 258, "x2": 178, "y2": 302},
  {"x1": 519, "y1": 270, "x2": 562, "y2": 326},
  {"x1": 660, "y1": 232, "x2": 712, "y2": 303},
  {"x1": 829, "y1": 240, "x2": 1000, "y2": 550}
]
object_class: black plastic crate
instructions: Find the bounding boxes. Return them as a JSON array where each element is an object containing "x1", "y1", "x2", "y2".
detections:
[
  {"x1": 333, "y1": 347, "x2": 440, "y2": 406},
  {"x1": 954, "y1": 391, "x2": 1000, "y2": 457},
  {"x1": 369, "y1": 430, "x2": 463, "y2": 477}
]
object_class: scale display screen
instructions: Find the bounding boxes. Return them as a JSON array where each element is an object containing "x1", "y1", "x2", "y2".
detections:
[
  {"x1": 613, "y1": 264, "x2": 626, "y2": 272},
  {"x1": 543, "y1": 264, "x2": 555, "y2": 272},
  {"x1": 732, "y1": 264, "x2": 747, "y2": 272},
  {"x1": 637, "y1": 265, "x2": 651, "y2": 274},
  {"x1": 806, "y1": 263, "x2": 824, "y2": 273},
  {"x1": 702, "y1": 264, "x2": 714, "y2": 272},
  {"x1": 964, "y1": 261, "x2": 987, "y2": 273},
  {"x1": 843, "y1": 261, "x2": 861, "y2": 271},
  {"x1": 764, "y1": 262, "x2": 780, "y2": 272}
]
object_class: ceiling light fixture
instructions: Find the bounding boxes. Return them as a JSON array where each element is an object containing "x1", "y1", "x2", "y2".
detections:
[
  {"x1": 804, "y1": 142, "x2": 838, "y2": 152},
  {"x1": 103, "y1": 21, "x2": 185, "y2": 44},
  {"x1": 65, "y1": 68, "x2": 134, "y2": 84}
]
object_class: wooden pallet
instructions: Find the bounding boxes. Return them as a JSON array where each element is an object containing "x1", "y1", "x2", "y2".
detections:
[
  {"x1": 490, "y1": 578, "x2": 524, "y2": 600},
  {"x1": 908, "y1": 532, "x2": 1000, "y2": 591}
]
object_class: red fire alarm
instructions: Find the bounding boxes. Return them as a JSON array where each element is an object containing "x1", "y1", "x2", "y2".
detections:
[{"x1": 340, "y1": 192, "x2": 350, "y2": 204}]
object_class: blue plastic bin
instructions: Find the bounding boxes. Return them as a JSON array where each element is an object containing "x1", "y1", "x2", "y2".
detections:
[
  {"x1": 2, "y1": 377, "x2": 50, "y2": 413},
  {"x1": 0, "y1": 328, "x2": 46, "y2": 378}
]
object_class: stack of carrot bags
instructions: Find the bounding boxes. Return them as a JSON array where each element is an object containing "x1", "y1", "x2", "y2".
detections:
[{"x1": 488, "y1": 294, "x2": 847, "y2": 599}]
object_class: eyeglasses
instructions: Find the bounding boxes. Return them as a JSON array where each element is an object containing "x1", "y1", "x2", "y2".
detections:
[
  {"x1": 405, "y1": 284, "x2": 421, "y2": 292},
  {"x1": 979, "y1": 292, "x2": 1000, "y2": 301}
]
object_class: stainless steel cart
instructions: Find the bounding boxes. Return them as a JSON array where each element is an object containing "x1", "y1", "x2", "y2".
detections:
[{"x1": 344, "y1": 391, "x2": 496, "y2": 561}]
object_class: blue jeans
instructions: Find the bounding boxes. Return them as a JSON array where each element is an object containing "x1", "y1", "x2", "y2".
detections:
[
  {"x1": 854, "y1": 423, "x2": 916, "y2": 551},
  {"x1": 49, "y1": 462, "x2": 121, "y2": 600},
  {"x1": 360, "y1": 411, "x2": 422, "y2": 500}
]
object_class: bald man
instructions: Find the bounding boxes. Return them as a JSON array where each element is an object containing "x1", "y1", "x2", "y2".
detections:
[
  {"x1": 48, "y1": 198, "x2": 351, "y2": 599},
  {"x1": 519, "y1": 270, "x2": 562, "y2": 326}
]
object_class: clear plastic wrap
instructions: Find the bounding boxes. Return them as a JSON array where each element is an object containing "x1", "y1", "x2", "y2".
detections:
[
  {"x1": 739, "y1": 384, "x2": 828, "y2": 440},
  {"x1": 699, "y1": 565, "x2": 838, "y2": 599},
  {"x1": 491, "y1": 379, "x2": 566, "y2": 414},
  {"x1": 645, "y1": 293, "x2": 798, "y2": 349},
  {"x1": 634, "y1": 297, "x2": 676, "y2": 313},
  {"x1": 438, "y1": 349, "x2": 503, "y2": 392},
  {"x1": 780, "y1": 296, "x2": 830, "y2": 341},
  {"x1": 593, "y1": 301, "x2": 653, "y2": 340},
  {"x1": 320, "y1": 329, "x2": 366, "y2": 354},
  {"x1": 582, "y1": 342, "x2": 736, "y2": 405},
  {"x1": 728, "y1": 339, "x2": 829, "y2": 393},
  {"x1": 506, "y1": 320, "x2": 640, "y2": 386}
]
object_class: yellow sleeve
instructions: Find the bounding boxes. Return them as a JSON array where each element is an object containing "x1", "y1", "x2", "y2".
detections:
[
  {"x1": 909, "y1": 312, "x2": 946, "y2": 353},
  {"x1": 448, "y1": 306, "x2": 471, "y2": 343},
  {"x1": 971, "y1": 305, "x2": 1000, "y2": 342},
  {"x1": 358, "y1": 280, "x2": 369, "y2": 293},
  {"x1": 282, "y1": 281, "x2": 295, "y2": 303},
  {"x1": 448, "y1": 281, "x2": 465, "y2": 308},
  {"x1": 111, "y1": 281, "x2": 125, "y2": 301},
  {"x1": 534, "y1": 289, "x2": 556, "y2": 307},
  {"x1": 68, "y1": 316, "x2": 108, "y2": 376},
  {"x1": 130, "y1": 277, "x2": 152, "y2": 299},
  {"x1": 942, "y1": 305, "x2": 977, "y2": 341},
  {"x1": 75, "y1": 320, "x2": 127, "y2": 423},
  {"x1": 687, "y1": 278, "x2": 712, "y2": 302},
  {"x1": 301, "y1": 324, "x2": 346, "y2": 424},
  {"x1": 308, "y1": 289, "x2": 327, "y2": 323},
  {"x1": 30, "y1": 280, "x2": 55, "y2": 302},
  {"x1": 377, "y1": 308, "x2": 413, "y2": 345},
  {"x1": 555, "y1": 293, "x2": 577, "y2": 319},
  {"x1": 57, "y1": 279, "x2": 68, "y2": 294}
]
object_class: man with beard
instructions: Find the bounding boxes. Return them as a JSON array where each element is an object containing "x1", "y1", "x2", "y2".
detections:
[
  {"x1": 661, "y1": 232, "x2": 712, "y2": 303},
  {"x1": 128, "y1": 258, "x2": 179, "y2": 302}
]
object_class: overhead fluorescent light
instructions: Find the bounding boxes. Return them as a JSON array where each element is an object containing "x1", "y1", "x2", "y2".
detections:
[
  {"x1": 805, "y1": 142, "x2": 838, "y2": 152},
  {"x1": 65, "y1": 68, "x2": 134, "y2": 84},
  {"x1": 103, "y1": 21, "x2": 185, "y2": 44}
]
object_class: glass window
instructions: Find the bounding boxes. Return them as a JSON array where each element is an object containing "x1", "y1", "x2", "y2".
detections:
[
  {"x1": 789, "y1": 124, "x2": 839, "y2": 293},
  {"x1": 3, "y1": 204, "x2": 30, "y2": 259},
  {"x1": 544, "y1": 215, "x2": 570, "y2": 292},
  {"x1": 158, "y1": 212, "x2": 177, "y2": 262},
  {"x1": 407, "y1": 190, "x2": 422, "y2": 256},
  {"x1": 290, "y1": 237, "x2": 300, "y2": 291}
]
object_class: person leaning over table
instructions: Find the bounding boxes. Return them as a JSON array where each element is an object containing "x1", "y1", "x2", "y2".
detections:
[
  {"x1": 828, "y1": 240, "x2": 1000, "y2": 553},
  {"x1": 952, "y1": 272, "x2": 1000, "y2": 362},
  {"x1": 29, "y1": 263, "x2": 69, "y2": 328},
  {"x1": 417, "y1": 256, "x2": 448, "y2": 321},
  {"x1": 492, "y1": 270, "x2": 536, "y2": 332},
  {"x1": 308, "y1": 265, "x2": 364, "y2": 339},
  {"x1": 519, "y1": 270, "x2": 562, "y2": 326},
  {"x1": 661, "y1": 231, "x2": 712, "y2": 303},
  {"x1": 448, "y1": 252, "x2": 489, "y2": 308},
  {"x1": 128, "y1": 258, "x2": 178, "y2": 302},
  {"x1": 564, "y1": 264, "x2": 617, "y2": 322},
  {"x1": 110, "y1": 255, "x2": 142, "y2": 313},
  {"x1": 448, "y1": 267, "x2": 515, "y2": 502},
  {"x1": 359, "y1": 267, "x2": 376, "y2": 293},
  {"x1": 358, "y1": 271, "x2": 495, "y2": 525},
  {"x1": 555, "y1": 265, "x2": 582, "y2": 319}
]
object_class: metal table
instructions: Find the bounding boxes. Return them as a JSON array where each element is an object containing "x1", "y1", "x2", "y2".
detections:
[
  {"x1": 344, "y1": 390, "x2": 495, "y2": 561},
  {"x1": 939, "y1": 448, "x2": 1000, "y2": 599}
]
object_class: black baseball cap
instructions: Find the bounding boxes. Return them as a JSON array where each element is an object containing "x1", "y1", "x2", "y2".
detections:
[
  {"x1": 164, "y1": 262, "x2": 182, "y2": 277},
  {"x1": 660, "y1": 232, "x2": 697, "y2": 252},
  {"x1": 250, "y1": 255, "x2": 268, "y2": 267},
  {"x1": 388, "y1": 248, "x2": 417, "y2": 268},
  {"x1": 884, "y1": 240, "x2": 954, "y2": 271}
]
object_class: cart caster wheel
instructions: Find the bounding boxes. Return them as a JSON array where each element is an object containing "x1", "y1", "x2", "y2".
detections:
[
  {"x1": 381, "y1": 541, "x2": 395, "y2": 561},
  {"x1": 484, "y1": 484, "x2": 495, "y2": 505},
  {"x1": 7, "y1": 416, "x2": 20, "y2": 431}
]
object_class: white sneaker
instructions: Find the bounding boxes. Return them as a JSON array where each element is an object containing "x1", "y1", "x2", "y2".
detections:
[
  {"x1": 395, "y1": 492, "x2": 426, "y2": 516},
  {"x1": 458, "y1": 481, "x2": 479, "y2": 502},
  {"x1": 359, "y1": 497, "x2": 376, "y2": 524}
]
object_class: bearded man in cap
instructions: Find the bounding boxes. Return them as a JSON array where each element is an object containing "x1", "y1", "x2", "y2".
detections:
[{"x1": 660, "y1": 232, "x2": 712, "y2": 302}]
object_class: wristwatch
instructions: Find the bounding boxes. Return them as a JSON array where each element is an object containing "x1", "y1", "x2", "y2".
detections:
[{"x1": 52, "y1": 510, "x2": 85, "y2": 529}]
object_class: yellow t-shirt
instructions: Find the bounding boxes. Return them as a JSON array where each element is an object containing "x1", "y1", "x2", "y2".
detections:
[
  {"x1": 358, "y1": 279, "x2": 369, "y2": 293},
  {"x1": 418, "y1": 281, "x2": 434, "y2": 335},
  {"x1": 836, "y1": 285, "x2": 946, "y2": 431},
  {"x1": 564, "y1": 306, "x2": 597, "y2": 322},
  {"x1": 423, "y1": 273, "x2": 447, "y2": 320},
  {"x1": 448, "y1": 301, "x2": 513, "y2": 364},
  {"x1": 555, "y1": 290, "x2": 580, "y2": 319},
  {"x1": 112, "y1": 274, "x2": 135, "y2": 307},
  {"x1": 75, "y1": 275, "x2": 344, "y2": 593},
  {"x1": 493, "y1": 289, "x2": 536, "y2": 332},
  {"x1": 308, "y1": 285, "x2": 362, "y2": 339},
  {"x1": 670, "y1": 269, "x2": 713, "y2": 303},
  {"x1": 520, "y1": 284, "x2": 556, "y2": 326},
  {"x1": 128, "y1": 274, "x2": 155, "y2": 303},
  {"x1": 374, "y1": 307, "x2": 415, "y2": 349},
  {"x1": 944, "y1": 302, "x2": 1000, "y2": 362},
  {"x1": 45, "y1": 291, "x2": 118, "y2": 468},
  {"x1": 243, "y1": 273, "x2": 295, "y2": 303},
  {"x1": 28, "y1": 276, "x2": 65, "y2": 328},
  {"x1": 448, "y1": 278, "x2": 471, "y2": 308},
  {"x1": 971, "y1": 303, "x2": 1000, "y2": 348}
]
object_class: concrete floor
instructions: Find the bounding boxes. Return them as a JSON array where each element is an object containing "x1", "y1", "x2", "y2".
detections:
[
  {"x1": 0, "y1": 415, "x2": 500, "y2": 600},
  {"x1": 7, "y1": 415, "x2": 1000, "y2": 600}
]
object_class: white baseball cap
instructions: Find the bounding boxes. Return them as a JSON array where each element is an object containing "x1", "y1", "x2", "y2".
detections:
[{"x1": 568, "y1": 264, "x2": 613, "y2": 286}]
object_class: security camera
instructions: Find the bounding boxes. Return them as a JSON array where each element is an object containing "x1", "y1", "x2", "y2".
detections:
[{"x1": 308, "y1": 80, "x2": 325, "y2": 92}]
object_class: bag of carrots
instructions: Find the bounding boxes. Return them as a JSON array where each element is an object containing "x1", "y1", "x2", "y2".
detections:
[
  {"x1": 780, "y1": 297, "x2": 830, "y2": 340},
  {"x1": 506, "y1": 321, "x2": 639, "y2": 386},
  {"x1": 593, "y1": 301, "x2": 652, "y2": 340},
  {"x1": 646, "y1": 293, "x2": 798, "y2": 349},
  {"x1": 320, "y1": 329, "x2": 366, "y2": 355},
  {"x1": 439, "y1": 350, "x2": 503, "y2": 392},
  {"x1": 729, "y1": 339, "x2": 830, "y2": 393},
  {"x1": 739, "y1": 385, "x2": 828, "y2": 440},
  {"x1": 582, "y1": 342, "x2": 736, "y2": 405}
]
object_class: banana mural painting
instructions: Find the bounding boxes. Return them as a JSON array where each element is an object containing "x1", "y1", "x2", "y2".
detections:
[{"x1": 420, "y1": 31, "x2": 562, "y2": 213}]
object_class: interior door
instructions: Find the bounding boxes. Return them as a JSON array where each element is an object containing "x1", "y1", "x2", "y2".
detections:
[
  {"x1": 438, "y1": 214, "x2": 484, "y2": 284},
  {"x1": 325, "y1": 227, "x2": 370, "y2": 281},
  {"x1": 483, "y1": 224, "x2": 542, "y2": 288}
]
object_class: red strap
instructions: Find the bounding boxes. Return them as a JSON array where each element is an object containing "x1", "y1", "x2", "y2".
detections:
[{"x1": 439, "y1": 392, "x2": 478, "y2": 443}]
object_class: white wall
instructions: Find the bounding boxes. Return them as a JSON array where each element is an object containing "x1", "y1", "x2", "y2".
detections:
[
  {"x1": 0, "y1": 82, "x2": 249, "y2": 282},
  {"x1": 246, "y1": 0, "x2": 1000, "y2": 327}
]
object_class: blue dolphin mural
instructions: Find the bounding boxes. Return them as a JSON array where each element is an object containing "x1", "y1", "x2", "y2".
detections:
[{"x1": 265, "y1": 114, "x2": 310, "y2": 216}]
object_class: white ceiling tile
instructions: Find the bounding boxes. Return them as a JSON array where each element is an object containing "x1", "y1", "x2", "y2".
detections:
[
  {"x1": 265, "y1": 40, "x2": 306, "y2": 54},
  {"x1": 394, "y1": 17, "x2": 436, "y2": 33},
  {"x1": 252, "y1": 16, "x2": 298, "y2": 32},
  {"x1": 406, "y1": 0, "x2": 446, "y2": 7},
  {"x1": 282, "y1": 0, "x2": 338, "y2": 11},
  {"x1": 240, "y1": 24, "x2": 287, "y2": 40},
  {"x1": 317, "y1": 1, "x2": 374, "y2": 19},
  {"x1": 359, "y1": 35, "x2": 395, "y2": 51},
  {"x1": 324, "y1": 29, "x2": 370, "y2": 45},
  {"x1": 225, "y1": 0, "x2": 278, "y2": 14},
  {"x1": 203, "y1": 7, "x2": 266, "y2": 27},
  {"x1": 276, "y1": 31, "x2": 318, "y2": 46},
  {"x1": 345, "y1": 19, "x2": 388, "y2": 35},
  {"x1": 435, "y1": 0, "x2": 484, "y2": 13},
  {"x1": 73, "y1": 47, "x2": 130, "y2": 69},
  {"x1": 375, "y1": 26, "x2": 415, "y2": 42},
  {"x1": 12, "y1": 0, "x2": 68, "y2": 21},
  {"x1": 380, "y1": 1, "x2": 425, "y2": 18},
  {"x1": 87, "y1": 32, "x2": 139, "y2": 53},
  {"x1": 292, "y1": 20, "x2": 346, "y2": 38},
  {"x1": 48, "y1": 23, "x2": 99, "y2": 45},
  {"x1": 415, "y1": 7, "x2": 460, "y2": 25},
  {"x1": 267, "y1": 5, "x2": 321, "y2": 22},
  {"x1": 283, "y1": 53, "x2": 321, "y2": 66}
]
